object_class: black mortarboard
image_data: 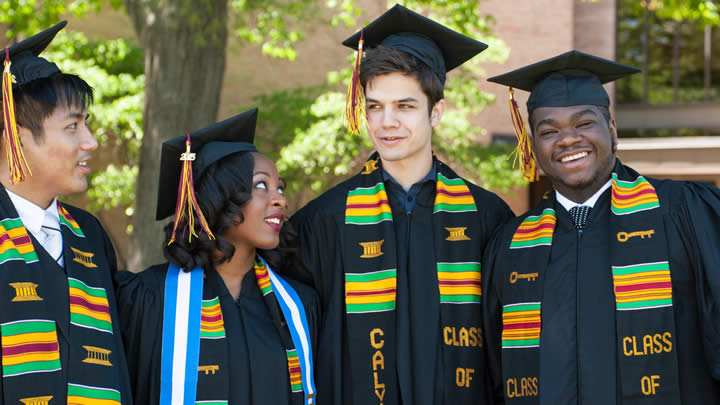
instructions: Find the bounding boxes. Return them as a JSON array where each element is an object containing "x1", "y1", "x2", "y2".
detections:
[
  {"x1": 2, "y1": 21, "x2": 67, "y2": 184},
  {"x1": 342, "y1": 4, "x2": 487, "y2": 134},
  {"x1": 486, "y1": 50, "x2": 640, "y2": 182},
  {"x1": 487, "y1": 50, "x2": 641, "y2": 114},
  {"x1": 1, "y1": 21, "x2": 66, "y2": 87},
  {"x1": 342, "y1": 4, "x2": 488, "y2": 85},
  {"x1": 156, "y1": 108, "x2": 259, "y2": 221}
]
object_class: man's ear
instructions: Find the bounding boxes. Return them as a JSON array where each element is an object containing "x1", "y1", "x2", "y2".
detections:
[
  {"x1": 609, "y1": 118, "x2": 618, "y2": 153},
  {"x1": 430, "y1": 99, "x2": 446, "y2": 127}
]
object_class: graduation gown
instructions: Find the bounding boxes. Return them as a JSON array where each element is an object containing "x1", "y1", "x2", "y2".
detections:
[
  {"x1": 483, "y1": 178, "x2": 720, "y2": 404},
  {"x1": 116, "y1": 264, "x2": 319, "y2": 405},
  {"x1": 0, "y1": 188, "x2": 132, "y2": 404},
  {"x1": 292, "y1": 169, "x2": 513, "y2": 405}
]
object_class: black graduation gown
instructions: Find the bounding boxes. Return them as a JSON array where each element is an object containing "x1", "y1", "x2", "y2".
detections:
[
  {"x1": 292, "y1": 174, "x2": 513, "y2": 405},
  {"x1": 0, "y1": 196, "x2": 133, "y2": 404},
  {"x1": 115, "y1": 264, "x2": 319, "y2": 405},
  {"x1": 483, "y1": 179, "x2": 720, "y2": 404}
]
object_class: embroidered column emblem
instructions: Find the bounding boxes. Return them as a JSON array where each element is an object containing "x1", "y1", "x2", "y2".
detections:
[
  {"x1": 198, "y1": 365, "x2": 219, "y2": 375},
  {"x1": 361, "y1": 158, "x2": 379, "y2": 175},
  {"x1": 445, "y1": 227, "x2": 470, "y2": 241},
  {"x1": 359, "y1": 240, "x2": 384, "y2": 258},
  {"x1": 82, "y1": 345, "x2": 112, "y2": 366},
  {"x1": 9, "y1": 282, "x2": 42, "y2": 301},
  {"x1": 70, "y1": 247, "x2": 97, "y2": 268},
  {"x1": 20, "y1": 396, "x2": 53, "y2": 405}
]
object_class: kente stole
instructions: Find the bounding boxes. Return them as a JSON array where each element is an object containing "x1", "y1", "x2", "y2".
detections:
[
  {"x1": 0, "y1": 191, "x2": 126, "y2": 404},
  {"x1": 343, "y1": 153, "x2": 484, "y2": 403},
  {"x1": 160, "y1": 255, "x2": 316, "y2": 405},
  {"x1": 501, "y1": 162, "x2": 680, "y2": 404}
]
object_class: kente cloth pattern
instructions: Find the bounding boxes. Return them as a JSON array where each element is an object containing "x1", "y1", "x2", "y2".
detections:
[
  {"x1": 159, "y1": 256, "x2": 316, "y2": 405},
  {"x1": 500, "y1": 161, "x2": 680, "y2": 404},
  {"x1": 341, "y1": 152, "x2": 488, "y2": 404},
  {"x1": 0, "y1": 187, "x2": 129, "y2": 404}
]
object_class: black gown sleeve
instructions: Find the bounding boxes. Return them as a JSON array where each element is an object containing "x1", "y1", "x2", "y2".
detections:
[
  {"x1": 482, "y1": 226, "x2": 509, "y2": 404},
  {"x1": 291, "y1": 193, "x2": 345, "y2": 308},
  {"x1": 674, "y1": 182, "x2": 720, "y2": 379},
  {"x1": 114, "y1": 266, "x2": 167, "y2": 404}
]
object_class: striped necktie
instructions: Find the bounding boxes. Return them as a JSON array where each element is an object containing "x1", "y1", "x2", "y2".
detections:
[
  {"x1": 41, "y1": 211, "x2": 64, "y2": 267},
  {"x1": 569, "y1": 205, "x2": 591, "y2": 229}
]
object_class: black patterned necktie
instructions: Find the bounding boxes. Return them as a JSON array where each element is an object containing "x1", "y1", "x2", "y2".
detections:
[{"x1": 569, "y1": 205, "x2": 591, "y2": 229}]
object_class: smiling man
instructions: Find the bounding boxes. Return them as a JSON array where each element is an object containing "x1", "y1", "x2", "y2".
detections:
[
  {"x1": 291, "y1": 4, "x2": 513, "y2": 405},
  {"x1": 483, "y1": 51, "x2": 720, "y2": 404},
  {"x1": 0, "y1": 22, "x2": 132, "y2": 403}
]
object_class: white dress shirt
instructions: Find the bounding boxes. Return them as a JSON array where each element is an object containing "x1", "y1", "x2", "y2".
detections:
[{"x1": 555, "y1": 179, "x2": 612, "y2": 212}]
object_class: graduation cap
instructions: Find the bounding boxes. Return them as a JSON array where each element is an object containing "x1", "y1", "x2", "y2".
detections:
[
  {"x1": 2, "y1": 21, "x2": 67, "y2": 184},
  {"x1": 157, "y1": 108, "x2": 259, "y2": 245},
  {"x1": 486, "y1": 50, "x2": 641, "y2": 182},
  {"x1": 342, "y1": 4, "x2": 488, "y2": 134}
]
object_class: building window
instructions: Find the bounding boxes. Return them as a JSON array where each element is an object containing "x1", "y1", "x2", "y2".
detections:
[{"x1": 615, "y1": 0, "x2": 719, "y2": 137}]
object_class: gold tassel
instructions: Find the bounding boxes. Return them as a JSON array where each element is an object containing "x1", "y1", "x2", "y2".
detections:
[
  {"x1": 168, "y1": 134, "x2": 215, "y2": 245},
  {"x1": 345, "y1": 30, "x2": 365, "y2": 135},
  {"x1": 507, "y1": 88, "x2": 538, "y2": 182},
  {"x1": 2, "y1": 49, "x2": 32, "y2": 184}
]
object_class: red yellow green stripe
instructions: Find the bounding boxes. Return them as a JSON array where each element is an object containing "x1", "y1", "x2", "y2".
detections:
[
  {"x1": 58, "y1": 202, "x2": 85, "y2": 237},
  {"x1": 1, "y1": 319, "x2": 61, "y2": 377},
  {"x1": 612, "y1": 262, "x2": 672, "y2": 310},
  {"x1": 345, "y1": 183, "x2": 393, "y2": 225},
  {"x1": 502, "y1": 302, "x2": 541, "y2": 349},
  {"x1": 433, "y1": 173, "x2": 477, "y2": 213},
  {"x1": 68, "y1": 278, "x2": 113, "y2": 334},
  {"x1": 200, "y1": 297, "x2": 225, "y2": 339},
  {"x1": 611, "y1": 173, "x2": 660, "y2": 215},
  {"x1": 437, "y1": 262, "x2": 481, "y2": 303},
  {"x1": 0, "y1": 217, "x2": 38, "y2": 264},
  {"x1": 286, "y1": 349, "x2": 303, "y2": 392},
  {"x1": 510, "y1": 208, "x2": 556, "y2": 249},
  {"x1": 254, "y1": 260, "x2": 273, "y2": 295},
  {"x1": 345, "y1": 269, "x2": 397, "y2": 313},
  {"x1": 67, "y1": 383, "x2": 121, "y2": 404}
]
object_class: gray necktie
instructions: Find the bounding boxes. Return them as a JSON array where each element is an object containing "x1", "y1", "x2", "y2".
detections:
[
  {"x1": 41, "y1": 211, "x2": 64, "y2": 267},
  {"x1": 569, "y1": 205, "x2": 591, "y2": 229}
]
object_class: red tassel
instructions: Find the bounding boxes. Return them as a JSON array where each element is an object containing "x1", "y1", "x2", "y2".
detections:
[
  {"x1": 507, "y1": 88, "x2": 538, "y2": 182},
  {"x1": 168, "y1": 134, "x2": 215, "y2": 245},
  {"x1": 345, "y1": 30, "x2": 365, "y2": 135},
  {"x1": 2, "y1": 48, "x2": 32, "y2": 184}
]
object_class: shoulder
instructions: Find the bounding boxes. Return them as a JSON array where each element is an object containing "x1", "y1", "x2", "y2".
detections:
[
  {"x1": 115, "y1": 264, "x2": 169, "y2": 304},
  {"x1": 648, "y1": 177, "x2": 720, "y2": 210},
  {"x1": 292, "y1": 178, "x2": 355, "y2": 225},
  {"x1": 284, "y1": 276, "x2": 319, "y2": 306},
  {"x1": 465, "y1": 181, "x2": 513, "y2": 213},
  {"x1": 61, "y1": 203, "x2": 106, "y2": 233}
]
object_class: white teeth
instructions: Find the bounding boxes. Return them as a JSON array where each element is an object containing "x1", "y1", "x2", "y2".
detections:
[
  {"x1": 265, "y1": 218, "x2": 281, "y2": 225},
  {"x1": 78, "y1": 161, "x2": 88, "y2": 167},
  {"x1": 560, "y1": 152, "x2": 588, "y2": 163}
]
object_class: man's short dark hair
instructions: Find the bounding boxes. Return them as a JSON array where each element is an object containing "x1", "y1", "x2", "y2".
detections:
[
  {"x1": 529, "y1": 105, "x2": 612, "y2": 135},
  {"x1": 0, "y1": 73, "x2": 93, "y2": 140},
  {"x1": 359, "y1": 45, "x2": 444, "y2": 114}
]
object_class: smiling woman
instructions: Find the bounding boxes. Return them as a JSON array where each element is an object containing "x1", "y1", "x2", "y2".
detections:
[{"x1": 115, "y1": 109, "x2": 319, "y2": 405}]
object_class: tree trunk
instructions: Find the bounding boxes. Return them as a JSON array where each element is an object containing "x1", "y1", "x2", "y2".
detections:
[{"x1": 123, "y1": 0, "x2": 229, "y2": 271}]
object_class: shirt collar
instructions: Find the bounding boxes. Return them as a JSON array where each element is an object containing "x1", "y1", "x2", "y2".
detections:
[
  {"x1": 382, "y1": 160, "x2": 437, "y2": 192},
  {"x1": 555, "y1": 179, "x2": 612, "y2": 211},
  {"x1": 6, "y1": 189, "x2": 59, "y2": 239}
]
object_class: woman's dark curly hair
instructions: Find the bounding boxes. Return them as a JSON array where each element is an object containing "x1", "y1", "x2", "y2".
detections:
[{"x1": 162, "y1": 151, "x2": 308, "y2": 282}]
